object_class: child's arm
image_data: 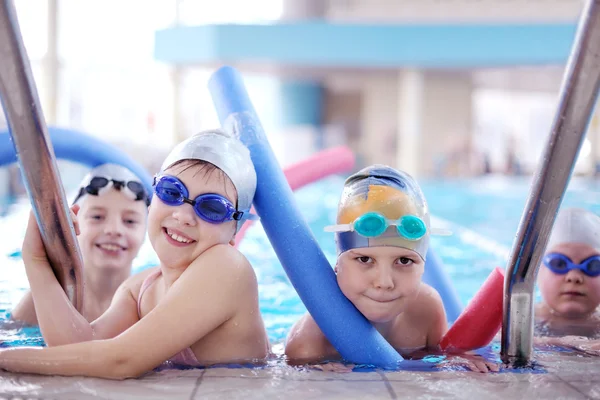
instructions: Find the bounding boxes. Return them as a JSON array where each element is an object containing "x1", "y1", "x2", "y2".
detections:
[
  {"x1": 285, "y1": 313, "x2": 339, "y2": 364},
  {"x1": 10, "y1": 292, "x2": 38, "y2": 325},
  {"x1": 20, "y1": 210, "x2": 141, "y2": 346},
  {"x1": 424, "y1": 289, "x2": 448, "y2": 349},
  {"x1": 0, "y1": 245, "x2": 255, "y2": 379},
  {"x1": 536, "y1": 335, "x2": 600, "y2": 356}
]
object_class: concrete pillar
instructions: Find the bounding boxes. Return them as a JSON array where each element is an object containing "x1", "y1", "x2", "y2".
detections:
[
  {"x1": 360, "y1": 70, "x2": 473, "y2": 177},
  {"x1": 396, "y1": 69, "x2": 424, "y2": 175},
  {"x1": 360, "y1": 74, "x2": 399, "y2": 168},
  {"x1": 418, "y1": 71, "x2": 473, "y2": 177},
  {"x1": 280, "y1": 0, "x2": 325, "y2": 21}
]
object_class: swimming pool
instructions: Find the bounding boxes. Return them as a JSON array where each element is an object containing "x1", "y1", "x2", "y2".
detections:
[{"x1": 1, "y1": 174, "x2": 599, "y2": 345}]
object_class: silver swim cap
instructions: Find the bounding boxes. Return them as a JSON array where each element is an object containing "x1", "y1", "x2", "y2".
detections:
[
  {"x1": 547, "y1": 207, "x2": 600, "y2": 252},
  {"x1": 73, "y1": 163, "x2": 149, "y2": 205},
  {"x1": 160, "y1": 129, "x2": 257, "y2": 232}
]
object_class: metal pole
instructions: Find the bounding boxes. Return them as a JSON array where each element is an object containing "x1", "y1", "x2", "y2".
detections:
[
  {"x1": 0, "y1": 0, "x2": 83, "y2": 311},
  {"x1": 501, "y1": 0, "x2": 600, "y2": 366}
]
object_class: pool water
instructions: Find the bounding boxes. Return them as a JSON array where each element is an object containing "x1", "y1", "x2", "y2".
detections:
[{"x1": 0, "y1": 174, "x2": 599, "y2": 347}]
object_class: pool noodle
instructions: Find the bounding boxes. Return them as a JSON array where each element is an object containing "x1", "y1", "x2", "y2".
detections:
[
  {"x1": 439, "y1": 267, "x2": 505, "y2": 352},
  {"x1": 208, "y1": 66, "x2": 403, "y2": 366},
  {"x1": 423, "y1": 249, "x2": 464, "y2": 323},
  {"x1": 235, "y1": 146, "x2": 355, "y2": 245},
  {"x1": 0, "y1": 127, "x2": 153, "y2": 197}
]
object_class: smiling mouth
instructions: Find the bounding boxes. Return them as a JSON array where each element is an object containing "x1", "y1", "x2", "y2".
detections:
[
  {"x1": 163, "y1": 228, "x2": 196, "y2": 244},
  {"x1": 562, "y1": 291, "x2": 585, "y2": 297},
  {"x1": 367, "y1": 296, "x2": 398, "y2": 303},
  {"x1": 95, "y1": 243, "x2": 126, "y2": 252}
]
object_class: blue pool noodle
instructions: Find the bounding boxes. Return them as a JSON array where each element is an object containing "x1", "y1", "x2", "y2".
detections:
[
  {"x1": 0, "y1": 127, "x2": 153, "y2": 197},
  {"x1": 208, "y1": 66, "x2": 403, "y2": 367},
  {"x1": 423, "y1": 248, "x2": 464, "y2": 323}
]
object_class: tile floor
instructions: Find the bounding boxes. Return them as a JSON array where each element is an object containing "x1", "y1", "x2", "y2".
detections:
[{"x1": 0, "y1": 350, "x2": 597, "y2": 399}]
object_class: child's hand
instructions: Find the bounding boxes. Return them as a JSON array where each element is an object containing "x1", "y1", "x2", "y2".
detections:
[
  {"x1": 310, "y1": 362, "x2": 355, "y2": 373},
  {"x1": 70, "y1": 205, "x2": 81, "y2": 236},
  {"x1": 22, "y1": 205, "x2": 80, "y2": 264},
  {"x1": 441, "y1": 353, "x2": 500, "y2": 373}
]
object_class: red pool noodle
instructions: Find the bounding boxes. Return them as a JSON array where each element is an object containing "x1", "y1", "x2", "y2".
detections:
[
  {"x1": 234, "y1": 146, "x2": 356, "y2": 247},
  {"x1": 439, "y1": 266, "x2": 505, "y2": 352}
]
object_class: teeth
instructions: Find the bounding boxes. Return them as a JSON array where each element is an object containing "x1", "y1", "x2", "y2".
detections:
[
  {"x1": 166, "y1": 229, "x2": 193, "y2": 244},
  {"x1": 99, "y1": 244, "x2": 122, "y2": 252}
]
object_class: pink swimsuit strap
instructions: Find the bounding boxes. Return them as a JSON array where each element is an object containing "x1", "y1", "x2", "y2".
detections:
[
  {"x1": 137, "y1": 269, "x2": 162, "y2": 319},
  {"x1": 136, "y1": 269, "x2": 200, "y2": 366}
]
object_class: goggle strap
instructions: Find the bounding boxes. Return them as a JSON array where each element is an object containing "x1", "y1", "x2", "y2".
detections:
[{"x1": 324, "y1": 224, "x2": 353, "y2": 233}]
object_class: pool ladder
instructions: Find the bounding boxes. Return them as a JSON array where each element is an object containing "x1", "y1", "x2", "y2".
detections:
[{"x1": 501, "y1": 0, "x2": 600, "y2": 366}]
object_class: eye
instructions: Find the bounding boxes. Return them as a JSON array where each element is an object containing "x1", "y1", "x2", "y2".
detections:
[
  {"x1": 355, "y1": 256, "x2": 373, "y2": 264},
  {"x1": 548, "y1": 257, "x2": 568, "y2": 271},
  {"x1": 586, "y1": 259, "x2": 600, "y2": 275},
  {"x1": 89, "y1": 214, "x2": 104, "y2": 221},
  {"x1": 124, "y1": 219, "x2": 138, "y2": 225},
  {"x1": 397, "y1": 257, "x2": 414, "y2": 266}
]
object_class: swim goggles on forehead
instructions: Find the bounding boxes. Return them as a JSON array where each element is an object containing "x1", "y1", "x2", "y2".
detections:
[
  {"x1": 153, "y1": 175, "x2": 258, "y2": 224},
  {"x1": 543, "y1": 253, "x2": 600, "y2": 277},
  {"x1": 324, "y1": 212, "x2": 428, "y2": 241},
  {"x1": 74, "y1": 176, "x2": 149, "y2": 205}
]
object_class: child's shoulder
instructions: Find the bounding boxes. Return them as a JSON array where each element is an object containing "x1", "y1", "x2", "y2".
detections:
[
  {"x1": 405, "y1": 284, "x2": 446, "y2": 325},
  {"x1": 123, "y1": 266, "x2": 162, "y2": 298},
  {"x1": 188, "y1": 244, "x2": 257, "y2": 283}
]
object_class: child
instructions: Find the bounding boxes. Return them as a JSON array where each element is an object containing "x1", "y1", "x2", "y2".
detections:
[
  {"x1": 11, "y1": 164, "x2": 149, "y2": 324},
  {"x1": 0, "y1": 129, "x2": 270, "y2": 379},
  {"x1": 286, "y1": 165, "x2": 446, "y2": 361},
  {"x1": 286, "y1": 165, "x2": 498, "y2": 372},
  {"x1": 535, "y1": 207, "x2": 600, "y2": 339}
]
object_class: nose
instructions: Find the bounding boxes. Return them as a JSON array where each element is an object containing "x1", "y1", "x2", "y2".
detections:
[
  {"x1": 172, "y1": 204, "x2": 197, "y2": 227},
  {"x1": 565, "y1": 269, "x2": 584, "y2": 284},
  {"x1": 374, "y1": 267, "x2": 395, "y2": 290},
  {"x1": 104, "y1": 215, "x2": 123, "y2": 236}
]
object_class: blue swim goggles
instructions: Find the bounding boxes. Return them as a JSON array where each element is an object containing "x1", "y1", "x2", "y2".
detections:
[
  {"x1": 324, "y1": 212, "x2": 428, "y2": 241},
  {"x1": 153, "y1": 175, "x2": 258, "y2": 224},
  {"x1": 543, "y1": 253, "x2": 600, "y2": 277}
]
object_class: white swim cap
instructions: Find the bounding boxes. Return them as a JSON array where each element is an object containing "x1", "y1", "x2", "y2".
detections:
[{"x1": 547, "y1": 207, "x2": 600, "y2": 252}]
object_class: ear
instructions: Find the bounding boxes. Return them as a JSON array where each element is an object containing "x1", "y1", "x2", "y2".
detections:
[
  {"x1": 334, "y1": 262, "x2": 339, "y2": 274},
  {"x1": 229, "y1": 238, "x2": 236, "y2": 246}
]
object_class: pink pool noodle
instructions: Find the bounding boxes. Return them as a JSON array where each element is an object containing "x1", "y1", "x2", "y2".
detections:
[
  {"x1": 439, "y1": 266, "x2": 505, "y2": 352},
  {"x1": 234, "y1": 146, "x2": 356, "y2": 247}
]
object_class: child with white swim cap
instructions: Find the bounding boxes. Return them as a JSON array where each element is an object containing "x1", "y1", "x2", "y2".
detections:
[
  {"x1": 1, "y1": 129, "x2": 270, "y2": 378},
  {"x1": 12, "y1": 164, "x2": 149, "y2": 324},
  {"x1": 285, "y1": 165, "x2": 497, "y2": 372},
  {"x1": 536, "y1": 207, "x2": 600, "y2": 338}
]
